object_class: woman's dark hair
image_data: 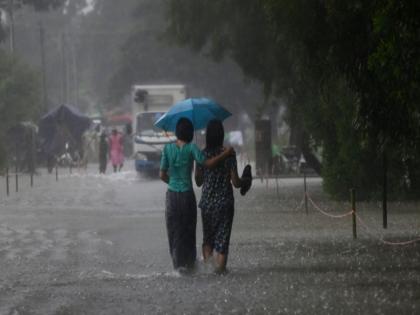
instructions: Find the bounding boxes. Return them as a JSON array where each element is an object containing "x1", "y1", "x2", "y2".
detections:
[
  {"x1": 206, "y1": 119, "x2": 224, "y2": 150},
  {"x1": 176, "y1": 117, "x2": 194, "y2": 143}
]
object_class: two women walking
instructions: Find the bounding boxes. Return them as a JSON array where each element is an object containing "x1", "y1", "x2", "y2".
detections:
[{"x1": 160, "y1": 117, "x2": 251, "y2": 274}]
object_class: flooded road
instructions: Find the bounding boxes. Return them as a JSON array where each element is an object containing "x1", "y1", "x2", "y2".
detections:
[{"x1": 0, "y1": 165, "x2": 419, "y2": 314}]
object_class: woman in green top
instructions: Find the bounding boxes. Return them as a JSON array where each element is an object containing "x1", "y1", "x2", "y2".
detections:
[{"x1": 160, "y1": 118, "x2": 233, "y2": 272}]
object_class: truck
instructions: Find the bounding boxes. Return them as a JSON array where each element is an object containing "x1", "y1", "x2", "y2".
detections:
[{"x1": 131, "y1": 84, "x2": 187, "y2": 175}]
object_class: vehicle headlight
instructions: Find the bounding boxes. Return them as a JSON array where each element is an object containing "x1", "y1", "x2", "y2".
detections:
[{"x1": 135, "y1": 152, "x2": 147, "y2": 160}]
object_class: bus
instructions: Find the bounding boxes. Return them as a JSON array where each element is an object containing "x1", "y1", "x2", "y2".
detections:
[{"x1": 131, "y1": 84, "x2": 187, "y2": 175}]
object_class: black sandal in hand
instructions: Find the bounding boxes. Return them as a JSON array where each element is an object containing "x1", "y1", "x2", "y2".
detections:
[{"x1": 240, "y1": 164, "x2": 252, "y2": 196}]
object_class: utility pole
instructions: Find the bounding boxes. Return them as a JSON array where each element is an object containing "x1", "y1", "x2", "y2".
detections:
[
  {"x1": 67, "y1": 32, "x2": 79, "y2": 107},
  {"x1": 8, "y1": 0, "x2": 15, "y2": 54},
  {"x1": 70, "y1": 34, "x2": 79, "y2": 107},
  {"x1": 39, "y1": 21, "x2": 48, "y2": 112},
  {"x1": 66, "y1": 31, "x2": 71, "y2": 105},
  {"x1": 61, "y1": 32, "x2": 67, "y2": 104}
]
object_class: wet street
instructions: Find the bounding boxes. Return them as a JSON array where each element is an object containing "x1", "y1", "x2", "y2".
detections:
[{"x1": 0, "y1": 164, "x2": 419, "y2": 314}]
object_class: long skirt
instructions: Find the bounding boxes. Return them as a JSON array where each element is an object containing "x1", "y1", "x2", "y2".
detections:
[
  {"x1": 110, "y1": 149, "x2": 123, "y2": 167},
  {"x1": 201, "y1": 204, "x2": 234, "y2": 255},
  {"x1": 165, "y1": 190, "x2": 197, "y2": 270}
]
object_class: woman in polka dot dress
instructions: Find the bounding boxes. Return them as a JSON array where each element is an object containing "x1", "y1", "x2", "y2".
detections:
[{"x1": 195, "y1": 119, "x2": 246, "y2": 274}]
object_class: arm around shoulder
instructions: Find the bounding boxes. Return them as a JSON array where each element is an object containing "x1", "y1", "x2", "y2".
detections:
[{"x1": 203, "y1": 146, "x2": 235, "y2": 168}]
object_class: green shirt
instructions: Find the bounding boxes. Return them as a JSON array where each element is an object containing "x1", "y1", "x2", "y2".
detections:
[{"x1": 160, "y1": 142, "x2": 206, "y2": 192}]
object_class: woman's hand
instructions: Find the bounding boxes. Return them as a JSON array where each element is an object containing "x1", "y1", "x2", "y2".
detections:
[
  {"x1": 159, "y1": 170, "x2": 169, "y2": 184},
  {"x1": 195, "y1": 162, "x2": 203, "y2": 187},
  {"x1": 223, "y1": 146, "x2": 236, "y2": 157}
]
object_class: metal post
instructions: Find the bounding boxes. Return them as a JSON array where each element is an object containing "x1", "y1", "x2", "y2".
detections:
[
  {"x1": 61, "y1": 32, "x2": 67, "y2": 104},
  {"x1": 69, "y1": 32, "x2": 79, "y2": 106},
  {"x1": 15, "y1": 143, "x2": 18, "y2": 193},
  {"x1": 29, "y1": 127, "x2": 35, "y2": 188},
  {"x1": 304, "y1": 171, "x2": 308, "y2": 215},
  {"x1": 8, "y1": 0, "x2": 15, "y2": 54},
  {"x1": 275, "y1": 174, "x2": 279, "y2": 198},
  {"x1": 39, "y1": 21, "x2": 48, "y2": 111},
  {"x1": 351, "y1": 188, "x2": 357, "y2": 239},
  {"x1": 6, "y1": 167, "x2": 9, "y2": 196},
  {"x1": 56, "y1": 164, "x2": 58, "y2": 182},
  {"x1": 265, "y1": 164, "x2": 269, "y2": 190},
  {"x1": 383, "y1": 152, "x2": 388, "y2": 229}
]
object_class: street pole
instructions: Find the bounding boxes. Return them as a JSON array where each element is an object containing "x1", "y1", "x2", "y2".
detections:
[
  {"x1": 66, "y1": 32, "x2": 71, "y2": 105},
  {"x1": 15, "y1": 140, "x2": 18, "y2": 192},
  {"x1": 39, "y1": 21, "x2": 48, "y2": 111},
  {"x1": 6, "y1": 166, "x2": 9, "y2": 196},
  {"x1": 8, "y1": 0, "x2": 15, "y2": 54},
  {"x1": 30, "y1": 128, "x2": 34, "y2": 187},
  {"x1": 61, "y1": 32, "x2": 67, "y2": 104},
  {"x1": 304, "y1": 171, "x2": 308, "y2": 215},
  {"x1": 68, "y1": 32, "x2": 78, "y2": 106}
]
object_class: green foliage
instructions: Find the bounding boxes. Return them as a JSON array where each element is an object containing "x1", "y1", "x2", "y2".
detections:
[
  {"x1": 165, "y1": 0, "x2": 420, "y2": 199},
  {"x1": 0, "y1": 51, "x2": 41, "y2": 168}
]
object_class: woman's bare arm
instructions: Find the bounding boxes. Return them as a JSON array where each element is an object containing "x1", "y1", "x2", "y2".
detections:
[
  {"x1": 159, "y1": 170, "x2": 169, "y2": 184},
  {"x1": 230, "y1": 167, "x2": 242, "y2": 188}
]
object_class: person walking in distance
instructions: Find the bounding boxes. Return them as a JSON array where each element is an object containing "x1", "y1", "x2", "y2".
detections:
[
  {"x1": 109, "y1": 129, "x2": 124, "y2": 172},
  {"x1": 99, "y1": 132, "x2": 108, "y2": 174}
]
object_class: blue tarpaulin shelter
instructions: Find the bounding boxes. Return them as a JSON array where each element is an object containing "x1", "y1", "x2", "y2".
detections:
[{"x1": 39, "y1": 105, "x2": 91, "y2": 155}]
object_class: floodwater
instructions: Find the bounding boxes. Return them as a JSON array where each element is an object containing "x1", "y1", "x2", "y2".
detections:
[{"x1": 0, "y1": 164, "x2": 419, "y2": 314}]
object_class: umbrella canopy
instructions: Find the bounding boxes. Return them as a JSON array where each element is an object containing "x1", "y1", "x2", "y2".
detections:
[{"x1": 154, "y1": 98, "x2": 231, "y2": 132}]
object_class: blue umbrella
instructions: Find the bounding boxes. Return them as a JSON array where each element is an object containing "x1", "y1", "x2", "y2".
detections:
[{"x1": 154, "y1": 98, "x2": 232, "y2": 132}]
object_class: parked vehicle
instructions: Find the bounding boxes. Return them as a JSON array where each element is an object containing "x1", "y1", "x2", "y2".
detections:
[{"x1": 131, "y1": 84, "x2": 186, "y2": 175}]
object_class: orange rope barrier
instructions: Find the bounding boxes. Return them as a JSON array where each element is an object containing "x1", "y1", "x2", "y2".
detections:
[
  {"x1": 306, "y1": 191, "x2": 420, "y2": 246},
  {"x1": 355, "y1": 213, "x2": 420, "y2": 246},
  {"x1": 306, "y1": 193, "x2": 354, "y2": 219}
]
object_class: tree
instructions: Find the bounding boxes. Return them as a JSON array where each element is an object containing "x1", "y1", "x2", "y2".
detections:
[
  {"x1": 164, "y1": 0, "x2": 420, "y2": 199},
  {"x1": 0, "y1": 0, "x2": 65, "y2": 169},
  {"x1": 0, "y1": 51, "x2": 41, "y2": 168}
]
